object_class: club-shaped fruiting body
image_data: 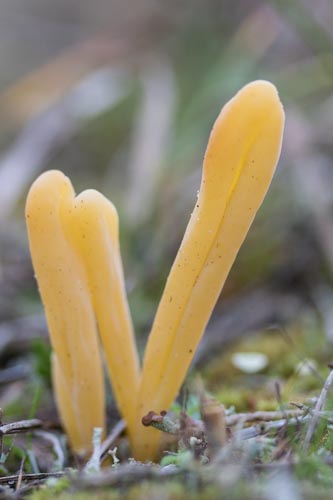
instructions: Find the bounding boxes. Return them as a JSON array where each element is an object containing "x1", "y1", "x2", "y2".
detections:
[
  {"x1": 63, "y1": 189, "x2": 140, "y2": 445},
  {"x1": 133, "y1": 80, "x2": 285, "y2": 460},
  {"x1": 26, "y1": 171, "x2": 138, "y2": 454},
  {"x1": 26, "y1": 172, "x2": 106, "y2": 455},
  {"x1": 25, "y1": 80, "x2": 284, "y2": 462}
]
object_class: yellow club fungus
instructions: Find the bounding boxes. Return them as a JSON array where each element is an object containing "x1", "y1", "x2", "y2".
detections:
[
  {"x1": 133, "y1": 80, "x2": 285, "y2": 460},
  {"x1": 63, "y1": 189, "x2": 140, "y2": 445},
  {"x1": 26, "y1": 170, "x2": 139, "y2": 454},
  {"x1": 25, "y1": 171, "x2": 105, "y2": 456},
  {"x1": 25, "y1": 80, "x2": 284, "y2": 463}
]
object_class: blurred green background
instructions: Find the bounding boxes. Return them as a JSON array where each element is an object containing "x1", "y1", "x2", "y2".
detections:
[{"x1": 1, "y1": 0, "x2": 333, "y2": 420}]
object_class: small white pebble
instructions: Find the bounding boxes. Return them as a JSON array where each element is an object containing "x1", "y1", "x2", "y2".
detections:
[{"x1": 231, "y1": 352, "x2": 268, "y2": 373}]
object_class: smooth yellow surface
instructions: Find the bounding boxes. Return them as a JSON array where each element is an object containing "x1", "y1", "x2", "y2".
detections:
[
  {"x1": 133, "y1": 80, "x2": 285, "y2": 460},
  {"x1": 52, "y1": 353, "x2": 82, "y2": 449},
  {"x1": 26, "y1": 171, "x2": 105, "y2": 455},
  {"x1": 63, "y1": 189, "x2": 140, "y2": 443}
]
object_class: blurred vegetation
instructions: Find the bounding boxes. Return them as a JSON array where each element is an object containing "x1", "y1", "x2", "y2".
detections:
[{"x1": 1, "y1": 0, "x2": 333, "y2": 496}]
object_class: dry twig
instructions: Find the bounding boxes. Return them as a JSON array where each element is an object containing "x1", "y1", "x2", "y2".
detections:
[
  {"x1": 77, "y1": 463, "x2": 179, "y2": 489},
  {"x1": 0, "y1": 419, "x2": 42, "y2": 436},
  {"x1": 225, "y1": 409, "x2": 305, "y2": 426},
  {"x1": 0, "y1": 471, "x2": 65, "y2": 485}
]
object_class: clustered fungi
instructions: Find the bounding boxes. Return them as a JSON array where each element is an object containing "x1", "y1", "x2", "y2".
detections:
[{"x1": 25, "y1": 80, "x2": 285, "y2": 461}]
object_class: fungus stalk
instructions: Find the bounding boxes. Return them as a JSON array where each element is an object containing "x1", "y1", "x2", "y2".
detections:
[{"x1": 133, "y1": 80, "x2": 285, "y2": 460}]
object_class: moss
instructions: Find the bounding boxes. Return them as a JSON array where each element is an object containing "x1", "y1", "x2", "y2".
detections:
[
  {"x1": 295, "y1": 456, "x2": 333, "y2": 487},
  {"x1": 200, "y1": 315, "x2": 333, "y2": 413},
  {"x1": 30, "y1": 478, "x2": 259, "y2": 500},
  {"x1": 30, "y1": 476, "x2": 71, "y2": 500}
]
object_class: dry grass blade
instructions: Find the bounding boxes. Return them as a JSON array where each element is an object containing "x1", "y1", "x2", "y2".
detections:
[
  {"x1": 15, "y1": 456, "x2": 26, "y2": 492},
  {"x1": 34, "y1": 430, "x2": 65, "y2": 471},
  {"x1": 100, "y1": 420, "x2": 126, "y2": 463},
  {"x1": 302, "y1": 367, "x2": 333, "y2": 452}
]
